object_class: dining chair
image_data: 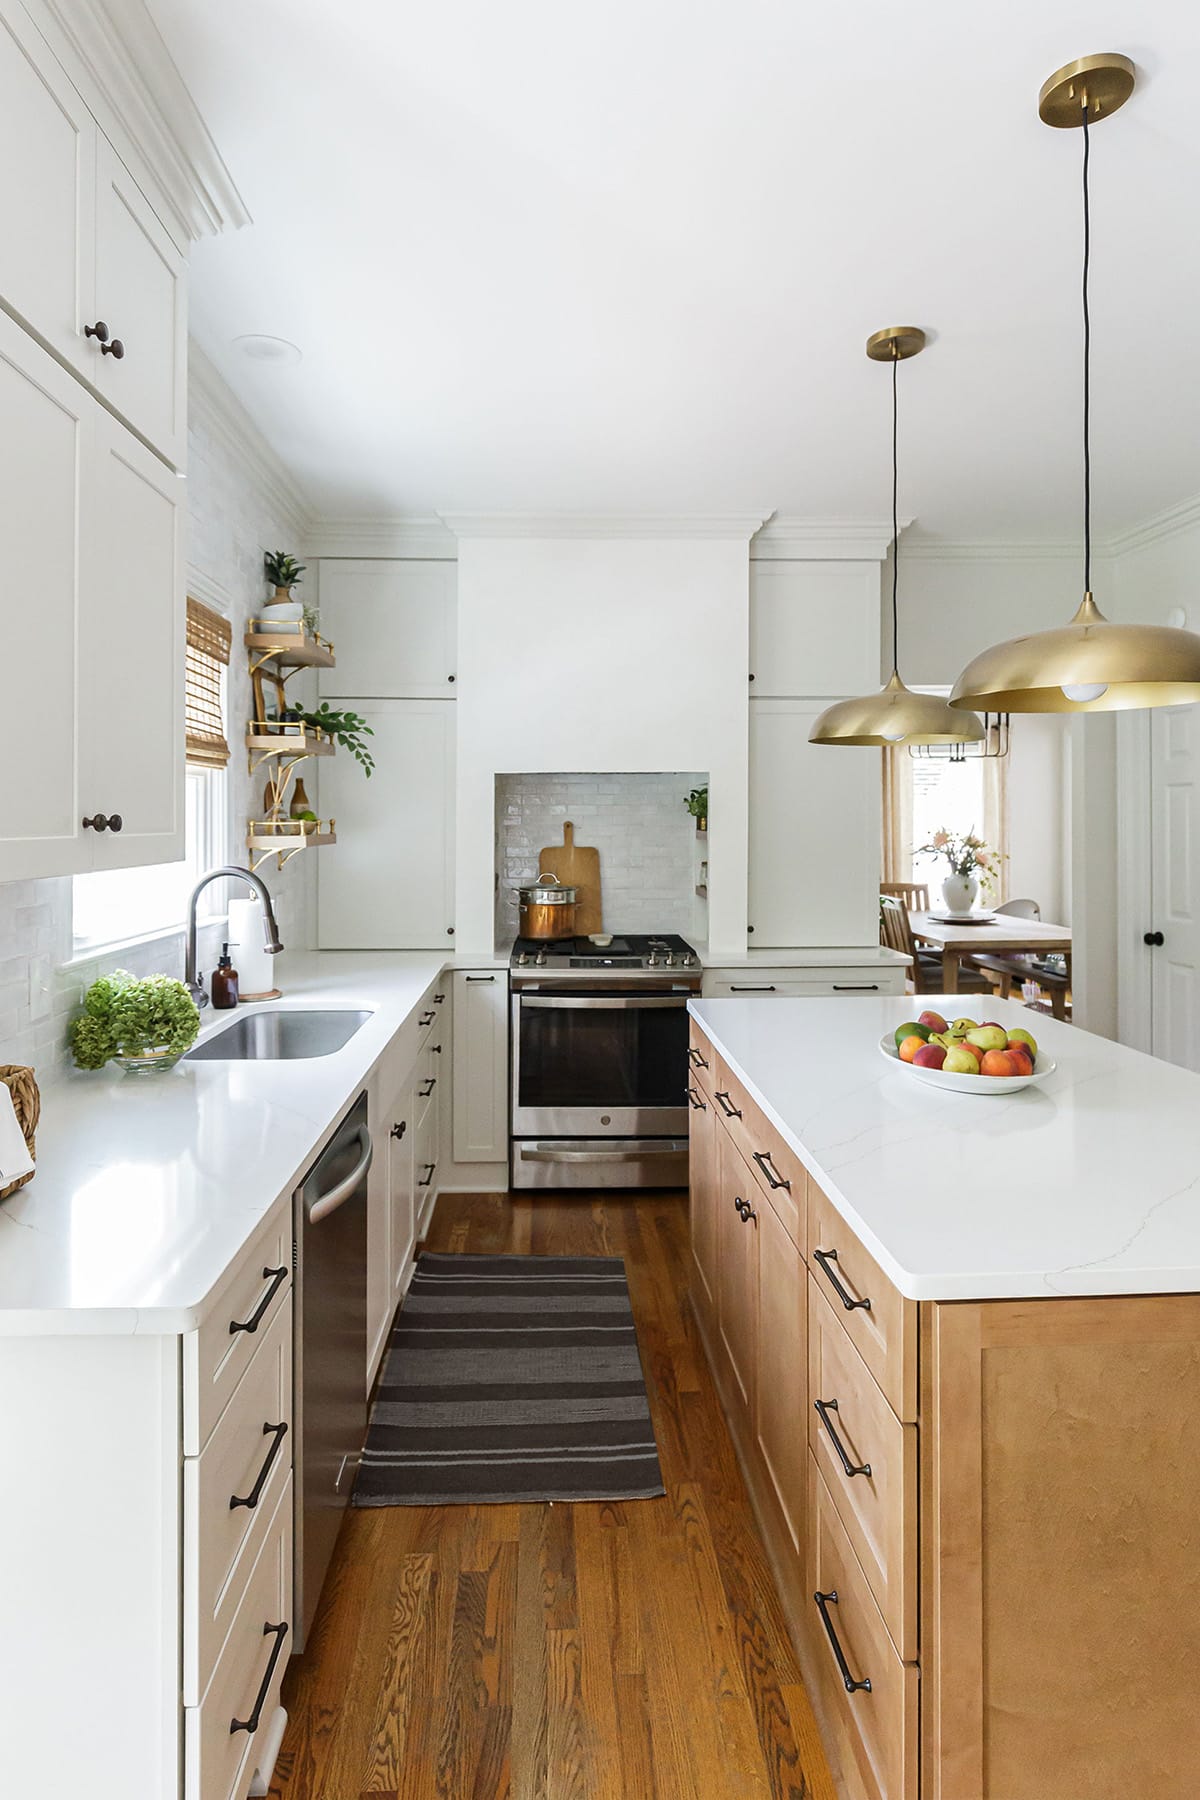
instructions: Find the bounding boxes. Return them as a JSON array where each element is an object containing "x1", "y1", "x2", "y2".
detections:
[
  {"x1": 880, "y1": 894, "x2": 995, "y2": 996},
  {"x1": 881, "y1": 881, "x2": 931, "y2": 912},
  {"x1": 967, "y1": 898, "x2": 1070, "y2": 1019}
]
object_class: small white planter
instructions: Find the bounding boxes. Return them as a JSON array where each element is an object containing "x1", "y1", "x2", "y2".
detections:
[{"x1": 941, "y1": 873, "x2": 979, "y2": 914}]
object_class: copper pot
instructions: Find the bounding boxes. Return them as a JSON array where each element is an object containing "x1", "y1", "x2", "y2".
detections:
[{"x1": 513, "y1": 873, "x2": 578, "y2": 940}]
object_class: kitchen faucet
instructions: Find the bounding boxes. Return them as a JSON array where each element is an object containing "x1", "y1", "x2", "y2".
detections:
[{"x1": 185, "y1": 866, "x2": 282, "y2": 1007}]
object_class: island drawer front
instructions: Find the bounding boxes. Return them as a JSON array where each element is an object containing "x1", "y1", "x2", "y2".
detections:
[
  {"x1": 183, "y1": 1294, "x2": 293, "y2": 1704},
  {"x1": 710, "y1": 1053, "x2": 805, "y2": 1251},
  {"x1": 808, "y1": 1279, "x2": 917, "y2": 1659},
  {"x1": 185, "y1": 1470, "x2": 293, "y2": 1800},
  {"x1": 183, "y1": 1201, "x2": 292, "y2": 1456},
  {"x1": 688, "y1": 1020, "x2": 718, "y2": 1102},
  {"x1": 809, "y1": 1457, "x2": 918, "y2": 1800},
  {"x1": 704, "y1": 971, "x2": 905, "y2": 998},
  {"x1": 807, "y1": 1183, "x2": 916, "y2": 1422}
]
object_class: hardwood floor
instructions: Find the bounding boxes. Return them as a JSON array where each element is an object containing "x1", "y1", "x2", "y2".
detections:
[{"x1": 269, "y1": 1191, "x2": 836, "y2": 1800}]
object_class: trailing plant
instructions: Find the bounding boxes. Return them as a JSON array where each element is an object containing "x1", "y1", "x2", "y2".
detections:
[
  {"x1": 683, "y1": 785, "x2": 709, "y2": 823},
  {"x1": 296, "y1": 702, "x2": 376, "y2": 776},
  {"x1": 264, "y1": 550, "x2": 306, "y2": 591},
  {"x1": 70, "y1": 972, "x2": 200, "y2": 1070}
]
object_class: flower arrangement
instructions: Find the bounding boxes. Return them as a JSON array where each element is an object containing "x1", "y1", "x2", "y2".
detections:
[
  {"x1": 916, "y1": 827, "x2": 1001, "y2": 893},
  {"x1": 71, "y1": 972, "x2": 200, "y2": 1072}
]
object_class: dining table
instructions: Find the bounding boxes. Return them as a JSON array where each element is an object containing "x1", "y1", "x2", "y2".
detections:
[{"x1": 908, "y1": 909, "x2": 1073, "y2": 997}]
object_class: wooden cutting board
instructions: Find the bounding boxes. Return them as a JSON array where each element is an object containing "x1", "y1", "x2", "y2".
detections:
[{"x1": 537, "y1": 821, "x2": 602, "y2": 935}]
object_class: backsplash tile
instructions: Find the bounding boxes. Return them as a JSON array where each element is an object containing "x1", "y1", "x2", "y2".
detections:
[{"x1": 495, "y1": 771, "x2": 706, "y2": 940}]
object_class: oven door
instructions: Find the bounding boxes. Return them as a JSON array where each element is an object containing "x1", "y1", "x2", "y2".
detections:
[{"x1": 511, "y1": 992, "x2": 690, "y2": 1137}]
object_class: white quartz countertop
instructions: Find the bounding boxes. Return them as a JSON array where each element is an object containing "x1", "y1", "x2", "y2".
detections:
[
  {"x1": 690, "y1": 994, "x2": 1200, "y2": 1302},
  {"x1": 696, "y1": 946, "x2": 910, "y2": 969},
  {"x1": 0, "y1": 952, "x2": 504, "y2": 1337}
]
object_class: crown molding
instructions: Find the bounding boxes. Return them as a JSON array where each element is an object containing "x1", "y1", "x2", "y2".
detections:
[
  {"x1": 305, "y1": 517, "x2": 460, "y2": 559},
  {"x1": 33, "y1": 0, "x2": 249, "y2": 242},
  {"x1": 1104, "y1": 492, "x2": 1200, "y2": 561},
  {"x1": 442, "y1": 512, "x2": 768, "y2": 541},
  {"x1": 751, "y1": 516, "x2": 905, "y2": 561},
  {"x1": 188, "y1": 344, "x2": 313, "y2": 540},
  {"x1": 900, "y1": 535, "x2": 1083, "y2": 564}
]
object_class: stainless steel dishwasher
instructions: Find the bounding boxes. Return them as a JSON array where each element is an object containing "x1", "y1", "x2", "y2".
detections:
[{"x1": 293, "y1": 1091, "x2": 371, "y2": 1650}]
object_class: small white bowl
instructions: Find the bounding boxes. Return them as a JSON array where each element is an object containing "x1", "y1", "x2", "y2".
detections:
[
  {"x1": 588, "y1": 933, "x2": 613, "y2": 948},
  {"x1": 878, "y1": 1032, "x2": 1056, "y2": 1095}
]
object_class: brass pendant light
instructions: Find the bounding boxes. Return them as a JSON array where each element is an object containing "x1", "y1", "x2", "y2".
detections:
[
  {"x1": 950, "y1": 55, "x2": 1200, "y2": 715},
  {"x1": 810, "y1": 329, "x2": 985, "y2": 748}
]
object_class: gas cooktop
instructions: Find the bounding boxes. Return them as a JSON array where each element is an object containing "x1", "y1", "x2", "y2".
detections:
[{"x1": 510, "y1": 932, "x2": 701, "y2": 979}]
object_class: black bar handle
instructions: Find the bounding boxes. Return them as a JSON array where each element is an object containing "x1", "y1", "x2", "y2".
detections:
[
  {"x1": 465, "y1": 974, "x2": 496, "y2": 982},
  {"x1": 686, "y1": 1085, "x2": 707, "y2": 1111},
  {"x1": 229, "y1": 1422, "x2": 289, "y2": 1511},
  {"x1": 688, "y1": 1045, "x2": 709, "y2": 1069},
  {"x1": 230, "y1": 1621, "x2": 289, "y2": 1734},
  {"x1": 390, "y1": 1120, "x2": 407, "y2": 1140},
  {"x1": 418, "y1": 1162, "x2": 436, "y2": 1188},
  {"x1": 418, "y1": 1010, "x2": 436, "y2": 1026},
  {"x1": 832, "y1": 984, "x2": 880, "y2": 992},
  {"x1": 418, "y1": 1076, "x2": 436, "y2": 1097},
  {"x1": 729, "y1": 984, "x2": 776, "y2": 993},
  {"x1": 714, "y1": 1090, "x2": 743, "y2": 1119},
  {"x1": 433, "y1": 991, "x2": 447, "y2": 1001},
  {"x1": 229, "y1": 1265, "x2": 288, "y2": 1336},
  {"x1": 814, "y1": 1247, "x2": 871, "y2": 1313},
  {"x1": 752, "y1": 1149, "x2": 791, "y2": 1191},
  {"x1": 814, "y1": 1399, "x2": 871, "y2": 1479},
  {"x1": 813, "y1": 1591, "x2": 871, "y2": 1693}
]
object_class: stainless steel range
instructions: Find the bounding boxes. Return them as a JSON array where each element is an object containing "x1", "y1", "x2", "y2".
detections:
[{"x1": 510, "y1": 933, "x2": 702, "y2": 1190}]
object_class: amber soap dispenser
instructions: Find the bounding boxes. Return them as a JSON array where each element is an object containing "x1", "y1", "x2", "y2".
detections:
[{"x1": 211, "y1": 943, "x2": 239, "y2": 1010}]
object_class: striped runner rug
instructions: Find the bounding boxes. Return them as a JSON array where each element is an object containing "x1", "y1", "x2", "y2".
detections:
[{"x1": 353, "y1": 1251, "x2": 665, "y2": 1507}]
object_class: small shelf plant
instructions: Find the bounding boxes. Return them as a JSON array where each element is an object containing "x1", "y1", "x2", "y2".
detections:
[{"x1": 684, "y1": 785, "x2": 709, "y2": 832}]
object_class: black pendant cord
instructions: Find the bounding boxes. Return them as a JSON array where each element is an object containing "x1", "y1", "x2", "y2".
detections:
[
  {"x1": 1082, "y1": 103, "x2": 1092, "y2": 595},
  {"x1": 890, "y1": 349, "x2": 900, "y2": 674}
]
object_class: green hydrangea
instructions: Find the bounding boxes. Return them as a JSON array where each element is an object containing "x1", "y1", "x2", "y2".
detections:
[{"x1": 70, "y1": 971, "x2": 200, "y2": 1070}]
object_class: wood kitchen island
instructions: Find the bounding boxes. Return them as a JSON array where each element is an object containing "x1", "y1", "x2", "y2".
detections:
[{"x1": 686, "y1": 995, "x2": 1200, "y2": 1800}]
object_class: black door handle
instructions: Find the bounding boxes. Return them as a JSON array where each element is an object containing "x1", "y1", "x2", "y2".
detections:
[
  {"x1": 229, "y1": 1266, "x2": 288, "y2": 1335},
  {"x1": 230, "y1": 1621, "x2": 289, "y2": 1734},
  {"x1": 229, "y1": 1422, "x2": 288, "y2": 1511},
  {"x1": 814, "y1": 1399, "x2": 871, "y2": 1479},
  {"x1": 813, "y1": 1247, "x2": 871, "y2": 1313},
  {"x1": 1144, "y1": 931, "x2": 1164, "y2": 947},
  {"x1": 813, "y1": 1591, "x2": 871, "y2": 1693}
]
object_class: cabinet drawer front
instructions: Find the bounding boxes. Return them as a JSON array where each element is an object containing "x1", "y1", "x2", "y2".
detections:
[
  {"x1": 183, "y1": 1203, "x2": 292, "y2": 1455},
  {"x1": 807, "y1": 1183, "x2": 916, "y2": 1422},
  {"x1": 809, "y1": 1280, "x2": 917, "y2": 1658},
  {"x1": 705, "y1": 974, "x2": 901, "y2": 998},
  {"x1": 687, "y1": 1020, "x2": 718, "y2": 1102},
  {"x1": 416, "y1": 982, "x2": 447, "y2": 1049},
  {"x1": 809, "y1": 1458, "x2": 918, "y2": 1800},
  {"x1": 185, "y1": 1471, "x2": 292, "y2": 1800},
  {"x1": 184, "y1": 1296, "x2": 293, "y2": 1703},
  {"x1": 711, "y1": 1053, "x2": 805, "y2": 1250}
]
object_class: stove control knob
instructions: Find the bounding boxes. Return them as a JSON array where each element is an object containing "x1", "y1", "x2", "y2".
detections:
[
  {"x1": 647, "y1": 950, "x2": 660, "y2": 967},
  {"x1": 664, "y1": 950, "x2": 675, "y2": 966},
  {"x1": 517, "y1": 951, "x2": 529, "y2": 966},
  {"x1": 681, "y1": 951, "x2": 694, "y2": 967},
  {"x1": 535, "y1": 947, "x2": 547, "y2": 966}
]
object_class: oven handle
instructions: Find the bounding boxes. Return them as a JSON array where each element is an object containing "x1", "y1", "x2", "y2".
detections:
[
  {"x1": 519, "y1": 1143, "x2": 686, "y2": 1163},
  {"x1": 517, "y1": 994, "x2": 689, "y2": 1011}
]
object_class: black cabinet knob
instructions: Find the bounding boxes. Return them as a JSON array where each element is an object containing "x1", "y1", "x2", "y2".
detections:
[
  {"x1": 390, "y1": 1121, "x2": 407, "y2": 1140},
  {"x1": 1144, "y1": 931, "x2": 1165, "y2": 947},
  {"x1": 101, "y1": 336, "x2": 125, "y2": 359},
  {"x1": 82, "y1": 813, "x2": 123, "y2": 833},
  {"x1": 84, "y1": 320, "x2": 110, "y2": 345}
]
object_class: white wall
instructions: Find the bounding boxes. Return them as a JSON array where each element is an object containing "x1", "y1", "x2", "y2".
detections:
[
  {"x1": 455, "y1": 534, "x2": 752, "y2": 955},
  {"x1": 1005, "y1": 715, "x2": 1069, "y2": 924}
]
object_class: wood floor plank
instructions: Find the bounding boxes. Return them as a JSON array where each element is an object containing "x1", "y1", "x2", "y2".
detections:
[{"x1": 361, "y1": 1553, "x2": 435, "y2": 1793}]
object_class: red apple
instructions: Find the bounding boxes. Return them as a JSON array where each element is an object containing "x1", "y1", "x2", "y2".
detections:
[
  {"x1": 918, "y1": 1010, "x2": 948, "y2": 1034},
  {"x1": 898, "y1": 1034, "x2": 926, "y2": 1064},
  {"x1": 913, "y1": 1042, "x2": 947, "y2": 1070},
  {"x1": 980, "y1": 1049, "x2": 1020, "y2": 1077}
]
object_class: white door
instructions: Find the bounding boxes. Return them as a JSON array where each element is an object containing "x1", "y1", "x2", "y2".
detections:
[
  {"x1": 318, "y1": 698, "x2": 456, "y2": 947},
  {"x1": 1150, "y1": 705, "x2": 1200, "y2": 1071},
  {"x1": 317, "y1": 560, "x2": 457, "y2": 699},
  {"x1": 0, "y1": 312, "x2": 89, "y2": 879},
  {"x1": 451, "y1": 971, "x2": 509, "y2": 1162},
  {"x1": 78, "y1": 407, "x2": 184, "y2": 870},
  {"x1": 93, "y1": 140, "x2": 187, "y2": 468},
  {"x1": 749, "y1": 699, "x2": 880, "y2": 947},
  {"x1": 0, "y1": 7, "x2": 96, "y2": 371}
]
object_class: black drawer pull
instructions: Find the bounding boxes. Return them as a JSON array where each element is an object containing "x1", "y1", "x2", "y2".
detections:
[
  {"x1": 814, "y1": 1399, "x2": 871, "y2": 1479},
  {"x1": 729, "y1": 984, "x2": 776, "y2": 993},
  {"x1": 430, "y1": 1043, "x2": 443, "y2": 1054},
  {"x1": 418, "y1": 1076, "x2": 437, "y2": 1098},
  {"x1": 686, "y1": 1085, "x2": 707, "y2": 1111},
  {"x1": 230, "y1": 1422, "x2": 289, "y2": 1511},
  {"x1": 832, "y1": 984, "x2": 879, "y2": 992},
  {"x1": 465, "y1": 974, "x2": 495, "y2": 983},
  {"x1": 688, "y1": 1045, "x2": 709, "y2": 1069},
  {"x1": 714, "y1": 1090, "x2": 743, "y2": 1119},
  {"x1": 433, "y1": 991, "x2": 447, "y2": 1001},
  {"x1": 752, "y1": 1149, "x2": 790, "y2": 1191},
  {"x1": 418, "y1": 1010, "x2": 436, "y2": 1027},
  {"x1": 734, "y1": 1196, "x2": 756, "y2": 1223},
  {"x1": 230, "y1": 1621, "x2": 289, "y2": 1734},
  {"x1": 229, "y1": 1266, "x2": 288, "y2": 1336},
  {"x1": 814, "y1": 1247, "x2": 871, "y2": 1313},
  {"x1": 813, "y1": 1591, "x2": 871, "y2": 1694},
  {"x1": 418, "y1": 1162, "x2": 436, "y2": 1188}
]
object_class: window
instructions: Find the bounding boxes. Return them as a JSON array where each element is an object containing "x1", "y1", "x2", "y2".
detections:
[
  {"x1": 881, "y1": 701, "x2": 1009, "y2": 901},
  {"x1": 72, "y1": 599, "x2": 231, "y2": 954}
]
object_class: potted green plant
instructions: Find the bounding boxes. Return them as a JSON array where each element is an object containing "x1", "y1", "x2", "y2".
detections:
[
  {"x1": 262, "y1": 550, "x2": 307, "y2": 624},
  {"x1": 70, "y1": 972, "x2": 200, "y2": 1075},
  {"x1": 294, "y1": 702, "x2": 376, "y2": 776},
  {"x1": 684, "y1": 785, "x2": 708, "y2": 833}
]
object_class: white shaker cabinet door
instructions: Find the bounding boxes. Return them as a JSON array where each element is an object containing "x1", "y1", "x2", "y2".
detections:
[
  {"x1": 78, "y1": 407, "x2": 184, "y2": 870},
  {"x1": 452, "y1": 971, "x2": 509, "y2": 1162},
  {"x1": 749, "y1": 699, "x2": 880, "y2": 948},
  {"x1": 0, "y1": 6, "x2": 96, "y2": 373},
  {"x1": 749, "y1": 561, "x2": 881, "y2": 698},
  {"x1": 0, "y1": 312, "x2": 90, "y2": 879},
  {"x1": 388, "y1": 1090, "x2": 417, "y2": 1306},
  {"x1": 318, "y1": 698, "x2": 456, "y2": 947},
  {"x1": 317, "y1": 560, "x2": 457, "y2": 698}
]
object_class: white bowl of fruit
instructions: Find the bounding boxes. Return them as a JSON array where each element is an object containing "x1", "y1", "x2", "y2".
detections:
[{"x1": 879, "y1": 1010, "x2": 1056, "y2": 1095}]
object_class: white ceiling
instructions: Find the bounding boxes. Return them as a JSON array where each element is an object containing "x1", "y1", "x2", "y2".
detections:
[{"x1": 148, "y1": 0, "x2": 1200, "y2": 539}]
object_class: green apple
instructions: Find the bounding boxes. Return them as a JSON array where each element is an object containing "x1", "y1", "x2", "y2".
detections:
[
  {"x1": 943, "y1": 1046, "x2": 981, "y2": 1074},
  {"x1": 966, "y1": 1025, "x2": 1008, "y2": 1052},
  {"x1": 1007, "y1": 1027, "x2": 1039, "y2": 1060},
  {"x1": 894, "y1": 1021, "x2": 930, "y2": 1049},
  {"x1": 949, "y1": 1017, "x2": 979, "y2": 1037}
]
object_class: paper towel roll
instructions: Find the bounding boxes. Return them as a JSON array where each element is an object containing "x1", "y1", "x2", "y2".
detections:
[{"x1": 227, "y1": 898, "x2": 280, "y2": 998}]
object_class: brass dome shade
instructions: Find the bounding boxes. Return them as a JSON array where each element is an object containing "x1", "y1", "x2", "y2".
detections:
[
  {"x1": 811, "y1": 326, "x2": 985, "y2": 750},
  {"x1": 951, "y1": 55, "x2": 1200, "y2": 716}
]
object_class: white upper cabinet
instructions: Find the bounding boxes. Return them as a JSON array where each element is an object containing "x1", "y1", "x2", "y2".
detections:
[
  {"x1": 749, "y1": 561, "x2": 881, "y2": 697},
  {"x1": 748, "y1": 699, "x2": 880, "y2": 948},
  {"x1": 317, "y1": 561, "x2": 457, "y2": 698}
]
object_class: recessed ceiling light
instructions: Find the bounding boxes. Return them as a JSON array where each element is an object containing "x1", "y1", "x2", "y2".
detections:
[{"x1": 233, "y1": 333, "x2": 302, "y2": 365}]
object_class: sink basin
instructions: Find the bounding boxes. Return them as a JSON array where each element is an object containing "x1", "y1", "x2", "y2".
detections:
[{"x1": 186, "y1": 1009, "x2": 373, "y2": 1061}]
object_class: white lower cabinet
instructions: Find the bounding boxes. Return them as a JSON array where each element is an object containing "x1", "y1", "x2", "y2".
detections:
[
  {"x1": 703, "y1": 964, "x2": 907, "y2": 999},
  {"x1": 451, "y1": 971, "x2": 509, "y2": 1162}
]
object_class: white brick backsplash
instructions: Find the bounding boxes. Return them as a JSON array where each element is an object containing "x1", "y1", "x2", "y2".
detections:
[{"x1": 495, "y1": 771, "x2": 706, "y2": 939}]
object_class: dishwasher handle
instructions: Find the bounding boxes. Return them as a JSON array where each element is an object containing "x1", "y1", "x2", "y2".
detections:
[{"x1": 307, "y1": 1125, "x2": 373, "y2": 1223}]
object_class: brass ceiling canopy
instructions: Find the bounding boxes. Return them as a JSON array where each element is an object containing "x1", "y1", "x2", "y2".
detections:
[
  {"x1": 811, "y1": 329, "x2": 985, "y2": 749},
  {"x1": 952, "y1": 54, "x2": 1200, "y2": 716}
]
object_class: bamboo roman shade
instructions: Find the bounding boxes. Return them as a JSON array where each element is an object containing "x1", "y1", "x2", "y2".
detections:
[{"x1": 185, "y1": 597, "x2": 232, "y2": 768}]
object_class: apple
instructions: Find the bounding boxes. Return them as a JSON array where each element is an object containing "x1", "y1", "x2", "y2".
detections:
[
  {"x1": 1007, "y1": 1028, "x2": 1038, "y2": 1060},
  {"x1": 898, "y1": 1034, "x2": 926, "y2": 1063},
  {"x1": 949, "y1": 1017, "x2": 979, "y2": 1037},
  {"x1": 1007, "y1": 1046, "x2": 1034, "y2": 1076},
  {"x1": 894, "y1": 1021, "x2": 930, "y2": 1049},
  {"x1": 943, "y1": 1046, "x2": 980, "y2": 1074},
  {"x1": 981, "y1": 1048, "x2": 1021, "y2": 1077},
  {"x1": 913, "y1": 1042, "x2": 947, "y2": 1070},
  {"x1": 917, "y1": 1010, "x2": 948, "y2": 1034},
  {"x1": 966, "y1": 1025, "x2": 1008, "y2": 1053}
]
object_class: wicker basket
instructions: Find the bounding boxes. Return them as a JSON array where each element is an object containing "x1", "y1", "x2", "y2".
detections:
[{"x1": 0, "y1": 1065, "x2": 39, "y2": 1201}]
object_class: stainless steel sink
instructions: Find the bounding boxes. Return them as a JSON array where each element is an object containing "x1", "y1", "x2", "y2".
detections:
[{"x1": 186, "y1": 1009, "x2": 373, "y2": 1061}]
